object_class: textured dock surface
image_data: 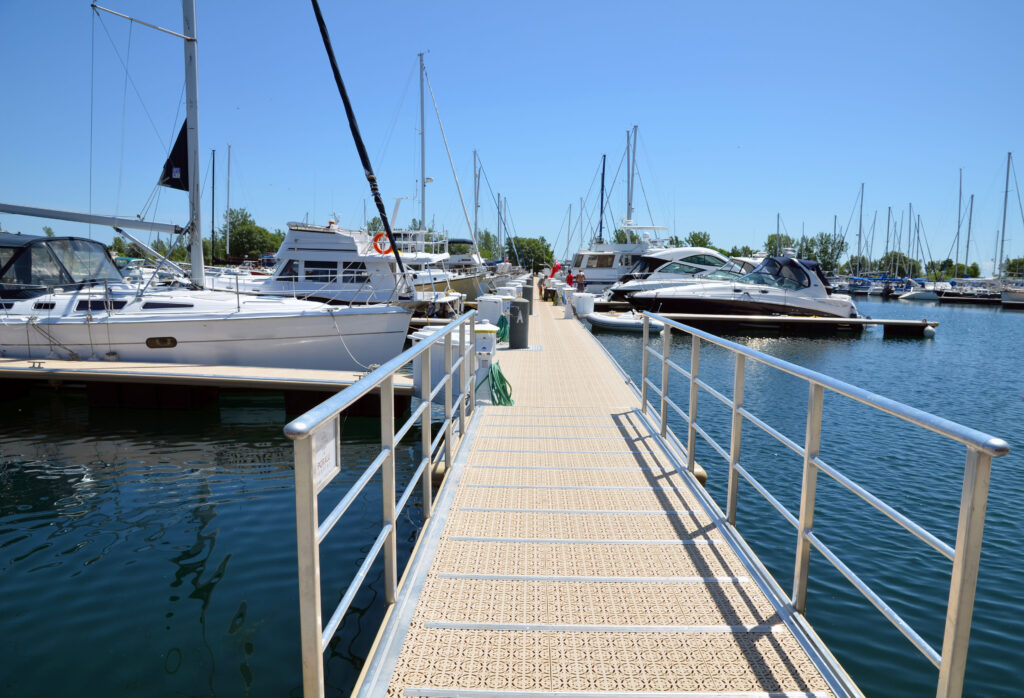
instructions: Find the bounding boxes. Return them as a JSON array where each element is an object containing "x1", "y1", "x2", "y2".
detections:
[{"x1": 357, "y1": 297, "x2": 846, "y2": 697}]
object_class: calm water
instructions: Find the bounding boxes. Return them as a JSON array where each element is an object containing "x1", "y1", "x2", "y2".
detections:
[{"x1": 1, "y1": 298, "x2": 1021, "y2": 697}]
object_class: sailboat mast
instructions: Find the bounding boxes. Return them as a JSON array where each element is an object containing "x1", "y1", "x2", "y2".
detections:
[
  {"x1": 210, "y1": 148, "x2": 215, "y2": 262},
  {"x1": 856, "y1": 182, "x2": 864, "y2": 275},
  {"x1": 965, "y1": 194, "x2": 974, "y2": 275},
  {"x1": 954, "y1": 168, "x2": 962, "y2": 280},
  {"x1": 226, "y1": 143, "x2": 231, "y2": 257},
  {"x1": 597, "y1": 154, "x2": 606, "y2": 243},
  {"x1": 472, "y1": 150, "x2": 478, "y2": 239},
  {"x1": 625, "y1": 130, "x2": 632, "y2": 223},
  {"x1": 884, "y1": 207, "x2": 891, "y2": 260},
  {"x1": 998, "y1": 152, "x2": 1011, "y2": 278},
  {"x1": 182, "y1": 0, "x2": 204, "y2": 286},
  {"x1": 419, "y1": 52, "x2": 426, "y2": 231}
]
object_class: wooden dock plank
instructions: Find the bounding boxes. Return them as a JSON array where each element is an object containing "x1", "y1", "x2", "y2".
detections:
[{"x1": 355, "y1": 297, "x2": 852, "y2": 697}]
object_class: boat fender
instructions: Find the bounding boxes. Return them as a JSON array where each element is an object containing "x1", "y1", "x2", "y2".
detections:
[
  {"x1": 923, "y1": 325, "x2": 936, "y2": 339},
  {"x1": 372, "y1": 232, "x2": 392, "y2": 254}
]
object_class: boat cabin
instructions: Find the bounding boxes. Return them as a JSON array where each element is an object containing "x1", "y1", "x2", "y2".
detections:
[{"x1": 0, "y1": 233, "x2": 122, "y2": 300}]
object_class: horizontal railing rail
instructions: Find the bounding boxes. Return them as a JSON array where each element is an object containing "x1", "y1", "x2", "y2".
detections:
[
  {"x1": 286, "y1": 310, "x2": 477, "y2": 698},
  {"x1": 639, "y1": 311, "x2": 1008, "y2": 698}
]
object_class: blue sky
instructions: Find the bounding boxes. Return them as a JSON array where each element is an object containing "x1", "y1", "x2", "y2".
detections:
[{"x1": 2, "y1": 1, "x2": 1022, "y2": 272}]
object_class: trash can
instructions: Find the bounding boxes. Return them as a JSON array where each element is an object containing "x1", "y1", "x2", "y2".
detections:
[{"x1": 509, "y1": 298, "x2": 530, "y2": 349}]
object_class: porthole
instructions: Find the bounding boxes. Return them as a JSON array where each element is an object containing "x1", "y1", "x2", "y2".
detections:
[{"x1": 145, "y1": 337, "x2": 177, "y2": 349}]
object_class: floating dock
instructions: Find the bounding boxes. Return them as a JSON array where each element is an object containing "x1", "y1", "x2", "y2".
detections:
[
  {"x1": 352, "y1": 299, "x2": 857, "y2": 696},
  {"x1": 0, "y1": 358, "x2": 412, "y2": 414}
]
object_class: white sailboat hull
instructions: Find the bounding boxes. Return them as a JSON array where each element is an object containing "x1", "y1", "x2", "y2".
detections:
[{"x1": 0, "y1": 293, "x2": 410, "y2": 372}]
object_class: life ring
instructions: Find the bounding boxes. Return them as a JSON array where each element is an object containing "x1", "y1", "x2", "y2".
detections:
[{"x1": 372, "y1": 232, "x2": 392, "y2": 255}]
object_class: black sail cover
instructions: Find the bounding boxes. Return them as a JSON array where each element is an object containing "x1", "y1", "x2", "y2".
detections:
[{"x1": 158, "y1": 121, "x2": 189, "y2": 191}]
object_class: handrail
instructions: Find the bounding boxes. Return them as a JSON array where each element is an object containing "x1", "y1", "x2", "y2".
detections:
[
  {"x1": 289, "y1": 309, "x2": 477, "y2": 698},
  {"x1": 638, "y1": 311, "x2": 1008, "y2": 698},
  {"x1": 647, "y1": 313, "x2": 1008, "y2": 457}
]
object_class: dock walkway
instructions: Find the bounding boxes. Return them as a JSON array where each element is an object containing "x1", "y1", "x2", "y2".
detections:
[{"x1": 355, "y1": 299, "x2": 852, "y2": 696}]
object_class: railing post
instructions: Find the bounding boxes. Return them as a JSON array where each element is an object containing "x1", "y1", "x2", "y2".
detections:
[
  {"x1": 727, "y1": 354, "x2": 745, "y2": 525},
  {"x1": 686, "y1": 336, "x2": 701, "y2": 473},
  {"x1": 293, "y1": 430, "x2": 326, "y2": 698},
  {"x1": 659, "y1": 326, "x2": 671, "y2": 436},
  {"x1": 468, "y1": 313, "x2": 476, "y2": 416},
  {"x1": 640, "y1": 314, "x2": 649, "y2": 414},
  {"x1": 380, "y1": 374, "x2": 397, "y2": 604},
  {"x1": 793, "y1": 382, "x2": 824, "y2": 613},
  {"x1": 458, "y1": 321, "x2": 467, "y2": 437},
  {"x1": 444, "y1": 332, "x2": 453, "y2": 474},
  {"x1": 936, "y1": 447, "x2": 993, "y2": 698},
  {"x1": 419, "y1": 350, "x2": 433, "y2": 521}
]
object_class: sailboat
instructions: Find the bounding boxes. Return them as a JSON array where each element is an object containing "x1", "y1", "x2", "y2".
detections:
[
  {"x1": 570, "y1": 127, "x2": 670, "y2": 293},
  {"x1": 0, "y1": 0, "x2": 410, "y2": 371}
]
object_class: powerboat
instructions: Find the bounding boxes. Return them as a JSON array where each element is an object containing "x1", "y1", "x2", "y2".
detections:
[
  {"x1": 604, "y1": 247, "x2": 732, "y2": 300},
  {"x1": 207, "y1": 222, "x2": 472, "y2": 314},
  {"x1": 0, "y1": 233, "x2": 410, "y2": 371},
  {"x1": 627, "y1": 255, "x2": 859, "y2": 318}
]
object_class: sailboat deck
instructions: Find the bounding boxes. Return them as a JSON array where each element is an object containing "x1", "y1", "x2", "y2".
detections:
[{"x1": 355, "y1": 297, "x2": 853, "y2": 696}]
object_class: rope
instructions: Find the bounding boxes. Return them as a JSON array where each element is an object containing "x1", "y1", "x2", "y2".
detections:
[
  {"x1": 487, "y1": 362, "x2": 513, "y2": 406},
  {"x1": 495, "y1": 314, "x2": 510, "y2": 342}
]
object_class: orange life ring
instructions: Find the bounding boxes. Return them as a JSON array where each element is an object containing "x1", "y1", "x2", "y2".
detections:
[{"x1": 372, "y1": 232, "x2": 392, "y2": 254}]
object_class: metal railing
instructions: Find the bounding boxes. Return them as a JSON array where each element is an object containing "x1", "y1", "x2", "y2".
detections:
[
  {"x1": 638, "y1": 311, "x2": 1008, "y2": 698},
  {"x1": 285, "y1": 310, "x2": 477, "y2": 698}
]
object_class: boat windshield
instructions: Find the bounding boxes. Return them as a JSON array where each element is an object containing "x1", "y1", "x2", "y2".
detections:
[
  {"x1": 738, "y1": 257, "x2": 810, "y2": 290},
  {"x1": 0, "y1": 237, "x2": 121, "y2": 298},
  {"x1": 621, "y1": 255, "x2": 665, "y2": 280},
  {"x1": 704, "y1": 269, "x2": 743, "y2": 281}
]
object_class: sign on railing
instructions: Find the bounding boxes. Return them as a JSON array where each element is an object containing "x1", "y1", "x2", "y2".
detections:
[
  {"x1": 639, "y1": 311, "x2": 1008, "y2": 698},
  {"x1": 285, "y1": 311, "x2": 476, "y2": 698}
]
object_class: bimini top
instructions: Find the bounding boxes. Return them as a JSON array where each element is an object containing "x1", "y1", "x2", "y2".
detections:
[
  {"x1": 0, "y1": 235, "x2": 123, "y2": 299},
  {"x1": 740, "y1": 256, "x2": 833, "y2": 293}
]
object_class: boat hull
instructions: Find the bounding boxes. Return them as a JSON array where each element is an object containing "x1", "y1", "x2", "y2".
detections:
[
  {"x1": 0, "y1": 306, "x2": 410, "y2": 372},
  {"x1": 628, "y1": 293, "x2": 856, "y2": 319}
]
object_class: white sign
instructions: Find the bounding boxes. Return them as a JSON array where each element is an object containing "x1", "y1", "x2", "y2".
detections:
[{"x1": 311, "y1": 424, "x2": 339, "y2": 493}]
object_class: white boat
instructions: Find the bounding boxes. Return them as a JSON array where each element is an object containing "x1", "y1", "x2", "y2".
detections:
[
  {"x1": 1001, "y1": 285, "x2": 1024, "y2": 308},
  {"x1": 898, "y1": 279, "x2": 949, "y2": 301},
  {"x1": 0, "y1": 233, "x2": 409, "y2": 370},
  {"x1": 585, "y1": 310, "x2": 663, "y2": 333},
  {"x1": 0, "y1": 0, "x2": 411, "y2": 371},
  {"x1": 605, "y1": 247, "x2": 740, "y2": 300},
  {"x1": 627, "y1": 255, "x2": 859, "y2": 319},
  {"x1": 208, "y1": 221, "x2": 472, "y2": 313}
]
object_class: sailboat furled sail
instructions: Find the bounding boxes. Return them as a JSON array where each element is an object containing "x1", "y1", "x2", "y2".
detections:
[{"x1": 158, "y1": 121, "x2": 190, "y2": 191}]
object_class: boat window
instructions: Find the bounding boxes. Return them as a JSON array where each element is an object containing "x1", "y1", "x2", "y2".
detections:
[
  {"x1": 572, "y1": 254, "x2": 583, "y2": 268},
  {"x1": 47, "y1": 238, "x2": 121, "y2": 283},
  {"x1": 341, "y1": 261, "x2": 369, "y2": 284},
  {"x1": 142, "y1": 302, "x2": 194, "y2": 309},
  {"x1": 145, "y1": 337, "x2": 178, "y2": 349},
  {"x1": 276, "y1": 260, "x2": 298, "y2": 282},
  {"x1": 304, "y1": 261, "x2": 337, "y2": 283},
  {"x1": 1, "y1": 244, "x2": 68, "y2": 288},
  {"x1": 75, "y1": 300, "x2": 127, "y2": 311},
  {"x1": 657, "y1": 262, "x2": 702, "y2": 275},
  {"x1": 33, "y1": 302, "x2": 56, "y2": 310},
  {"x1": 0, "y1": 247, "x2": 15, "y2": 270},
  {"x1": 623, "y1": 256, "x2": 663, "y2": 279},
  {"x1": 589, "y1": 254, "x2": 614, "y2": 268},
  {"x1": 682, "y1": 254, "x2": 726, "y2": 268},
  {"x1": 740, "y1": 258, "x2": 810, "y2": 290}
]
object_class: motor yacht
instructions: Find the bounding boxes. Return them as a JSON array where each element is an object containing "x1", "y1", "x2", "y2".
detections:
[
  {"x1": 627, "y1": 255, "x2": 859, "y2": 318},
  {"x1": 604, "y1": 247, "x2": 732, "y2": 300}
]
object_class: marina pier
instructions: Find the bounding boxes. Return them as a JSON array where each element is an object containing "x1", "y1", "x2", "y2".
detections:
[{"x1": 288, "y1": 296, "x2": 1006, "y2": 697}]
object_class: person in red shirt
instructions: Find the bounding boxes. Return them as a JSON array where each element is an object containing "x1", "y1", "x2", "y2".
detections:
[{"x1": 565, "y1": 269, "x2": 575, "y2": 287}]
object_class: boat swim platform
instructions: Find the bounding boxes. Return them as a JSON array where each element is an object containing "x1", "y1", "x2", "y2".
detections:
[
  {"x1": 352, "y1": 300, "x2": 860, "y2": 697},
  {"x1": 0, "y1": 358, "x2": 412, "y2": 414}
]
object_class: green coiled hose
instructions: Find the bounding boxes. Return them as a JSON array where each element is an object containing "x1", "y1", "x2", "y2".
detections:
[
  {"x1": 496, "y1": 314, "x2": 510, "y2": 343},
  {"x1": 488, "y1": 362, "x2": 514, "y2": 406}
]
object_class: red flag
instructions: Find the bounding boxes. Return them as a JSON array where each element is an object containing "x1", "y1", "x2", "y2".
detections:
[{"x1": 548, "y1": 261, "x2": 562, "y2": 278}]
